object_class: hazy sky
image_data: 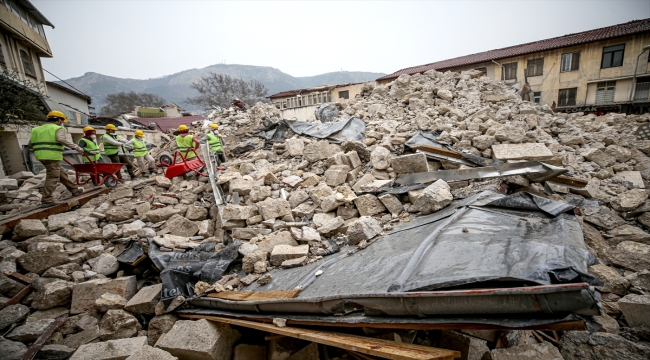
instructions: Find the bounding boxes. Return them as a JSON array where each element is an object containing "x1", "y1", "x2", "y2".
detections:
[{"x1": 33, "y1": 0, "x2": 650, "y2": 81}]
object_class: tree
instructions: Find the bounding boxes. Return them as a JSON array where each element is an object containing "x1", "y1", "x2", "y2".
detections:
[
  {"x1": 186, "y1": 73, "x2": 268, "y2": 109},
  {"x1": 0, "y1": 69, "x2": 48, "y2": 125},
  {"x1": 100, "y1": 91, "x2": 166, "y2": 117}
]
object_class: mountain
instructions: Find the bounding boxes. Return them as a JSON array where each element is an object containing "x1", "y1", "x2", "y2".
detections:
[{"x1": 57, "y1": 64, "x2": 386, "y2": 114}]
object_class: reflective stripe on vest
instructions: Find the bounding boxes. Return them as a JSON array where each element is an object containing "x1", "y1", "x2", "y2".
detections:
[
  {"x1": 102, "y1": 134, "x2": 123, "y2": 156},
  {"x1": 30, "y1": 123, "x2": 64, "y2": 161},
  {"x1": 80, "y1": 138, "x2": 101, "y2": 163},
  {"x1": 175, "y1": 135, "x2": 196, "y2": 158},
  {"x1": 132, "y1": 138, "x2": 149, "y2": 157},
  {"x1": 207, "y1": 133, "x2": 223, "y2": 152}
]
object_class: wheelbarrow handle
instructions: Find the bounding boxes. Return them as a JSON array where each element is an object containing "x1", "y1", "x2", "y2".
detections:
[{"x1": 62, "y1": 151, "x2": 93, "y2": 165}]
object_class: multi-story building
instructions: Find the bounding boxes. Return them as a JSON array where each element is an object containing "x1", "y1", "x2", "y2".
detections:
[
  {"x1": 268, "y1": 82, "x2": 370, "y2": 121},
  {"x1": 377, "y1": 19, "x2": 650, "y2": 115}
]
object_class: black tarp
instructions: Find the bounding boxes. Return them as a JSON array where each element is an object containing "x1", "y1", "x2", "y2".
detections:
[
  {"x1": 262, "y1": 118, "x2": 366, "y2": 143},
  {"x1": 404, "y1": 128, "x2": 501, "y2": 167}
]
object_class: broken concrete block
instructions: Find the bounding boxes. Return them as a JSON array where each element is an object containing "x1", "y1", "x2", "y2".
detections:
[
  {"x1": 616, "y1": 171, "x2": 645, "y2": 189},
  {"x1": 352, "y1": 173, "x2": 375, "y2": 192},
  {"x1": 324, "y1": 164, "x2": 350, "y2": 186},
  {"x1": 249, "y1": 186, "x2": 272, "y2": 202},
  {"x1": 99, "y1": 309, "x2": 142, "y2": 341},
  {"x1": 619, "y1": 294, "x2": 650, "y2": 327},
  {"x1": 606, "y1": 241, "x2": 650, "y2": 272},
  {"x1": 37, "y1": 344, "x2": 76, "y2": 359},
  {"x1": 301, "y1": 226, "x2": 321, "y2": 242},
  {"x1": 69, "y1": 336, "x2": 148, "y2": 360},
  {"x1": 303, "y1": 140, "x2": 330, "y2": 163},
  {"x1": 147, "y1": 314, "x2": 178, "y2": 346},
  {"x1": 145, "y1": 207, "x2": 183, "y2": 223},
  {"x1": 608, "y1": 225, "x2": 650, "y2": 245},
  {"x1": 155, "y1": 319, "x2": 240, "y2": 360},
  {"x1": 583, "y1": 148, "x2": 617, "y2": 168},
  {"x1": 370, "y1": 146, "x2": 391, "y2": 170},
  {"x1": 197, "y1": 220, "x2": 215, "y2": 238},
  {"x1": 94, "y1": 293, "x2": 127, "y2": 313},
  {"x1": 186, "y1": 206, "x2": 208, "y2": 221},
  {"x1": 243, "y1": 250, "x2": 268, "y2": 274},
  {"x1": 257, "y1": 231, "x2": 299, "y2": 253},
  {"x1": 588, "y1": 264, "x2": 630, "y2": 295},
  {"x1": 257, "y1": 197, "x2": 292, "y2": 220},
  {"x1": 270, "y1": 244, "x2": 309, "y2": 266},
  {"x1": 229, "y1": 177, "x2": 254, "y2": 195},
  {"x1": 155, "y1": 176, "x2": 173, "y2": 188},
  {"x1": 221, "y1": 205, "x2": 258, "y2": 221},
  {"x1": 0, "y1": 178, "x2": 18, "y2": 189},
  {"x1": 0, "y1": 337, "x2": 27, "y2": 360},
  {"x1": 560, "y1": 331, "x2": 650, "y2": 360},
  {"x1": 13, "y1": 219, "x2": 47, "y2": 238},
  {"x1": 610, "y1": 189, "x2": 648, "y2": 211},
  {"x1": 286, "y1": 343, "x2": 319, "y2": 360},
  {"x1": 484, "y1": 342, "x2": 562, "y2": 360},
  {"x1": 411, "y1": 179, "x2": 453, "y2": 214},
  {"x1": 281, "y1": 256, "x2": 308, "y2": 268},
  {"x1": 232, "y1": 228, "x2": 272, "y2": 240},
  {"x1": 347, "y1": 216, "x2": 383, "y2": 245},
  {"x1": 391, "y1": 153, "x2": 429, "y2": 175},
  {"x1": 125, "y1": 345, "x2": 177, "y2": 360},
  {"x1": 70, "y1": 276, "x2": 137, "y2": 315},
  {"x1": 164, "y1": 214, "x2": 199, "y2": 237},
  {"x1": 18, "y1": 246, "x2": 69, "y2": 274},
  {"x1": 91, "y1": 253, "x2": 119, "y2": 276},
  {"x1": 583, "y1": 206, "x2": 626, "y2": 230},
  {"x1": 124, "y1": 284, "x2": 162, "y2": 315},
  {"x1": 0, "y1": 304, "x2": 30, "y2": 330},
  {"x1": 6, "y1": 318, "x2": 55, "y2": 342},
  {"x1": 109, "y1": 187, "x2": 134, "y2": 202},
  {"x1": 31, "y1": 279, "x2": 73, "y2": 310},
  {"x1": 316, "y1": 216, "x2": 344, "y2": 234},
  {"x1": 491, "y1": 143, "x2": 552, "y2": 161},
  {"x1": 359, "y1": 179, "x2": 392, "y2": 192},
  {"x1": 286, "y1": 138, "x2": 304, "y2": 157},
  {"x1": 354, "y1": 194, "x2": 386, "y2": 216},
  {"x1": 319, "y1": 194, "x2": 343, "y2": 213},
  {"x1": 378, "y1": 193, "x2": 403, "y2": 216}
]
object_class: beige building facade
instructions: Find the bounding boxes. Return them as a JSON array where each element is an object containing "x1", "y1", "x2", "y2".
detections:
[{"x1": 377, "y1": 19, "x2": 650, "y2": 115}]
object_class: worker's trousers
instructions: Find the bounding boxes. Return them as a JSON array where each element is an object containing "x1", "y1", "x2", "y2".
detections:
[
  {"x1": 40, "y1": 160, "x2": 79, "y2": 202},
  {"x1": 107, "y1": 154, "x2": 136, "y2": 179},
  {"x1": 135, "y1": 154, "x2": 156, "y2": 174}
]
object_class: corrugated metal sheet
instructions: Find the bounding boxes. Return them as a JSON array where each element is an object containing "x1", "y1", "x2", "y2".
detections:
[{"x1": 378, "y1": 18, "x2": 650, "y2": 81}]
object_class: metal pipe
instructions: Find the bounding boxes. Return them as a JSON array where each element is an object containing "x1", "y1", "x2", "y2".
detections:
[{"x1": 629, "y1": 45, "x2": 650, "y2": 101}]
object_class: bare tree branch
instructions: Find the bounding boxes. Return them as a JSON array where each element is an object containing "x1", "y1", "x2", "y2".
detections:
[
  {"x1": 186, "y1": 73, "x2": 268, "y2": 109},
  {"x1": 100, "y1": 91, "x2": 166, "y2": 117}
]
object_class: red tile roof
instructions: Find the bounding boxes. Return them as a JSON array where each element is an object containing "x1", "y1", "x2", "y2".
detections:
[
  {"x1": 377, "y1": 18, "x2": 650, "y2": 81},
  {"x1": 131, "y1": 115, "x2": 206, "y2": 132}
]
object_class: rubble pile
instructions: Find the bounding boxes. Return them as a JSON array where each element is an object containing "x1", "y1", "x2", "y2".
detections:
[{"x1": 1, "y1": 68, "x2": 650, "y2": 359}]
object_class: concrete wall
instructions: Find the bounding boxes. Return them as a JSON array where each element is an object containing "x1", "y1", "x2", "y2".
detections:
[
  {"x1": 330, "y1": 83, "x2": 366, "y2": 101},
  {"x1": 279, "y1": 105, "x2": 319, "y2": 121},
  {"x1": 378, "y1": 33, "x2": 650, "y2": 107},
  {"x1": 46, "y1": 85, "x2": 91, "y2": 125}
]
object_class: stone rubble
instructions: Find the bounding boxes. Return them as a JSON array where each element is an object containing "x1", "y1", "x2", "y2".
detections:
[{"x1": 1, "y1": 68, "x2": 650, "y2": 358}]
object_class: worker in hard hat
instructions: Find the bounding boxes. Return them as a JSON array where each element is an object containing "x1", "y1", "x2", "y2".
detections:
[
  {"x1": 28, "y1": 111, "x2": 85, "y2": 205},
  {"x1": 175, "y1": 124, "x2": 200, "y2": 159},
  {"x1": 102, "y1": 124, "x2": 136, "y2": 180},
  {"x1": 78, "y1": 126, "x2": 103, "y2": 163},
  {"x1": 124, "y1": 130, "x2": 156, "y2": 176},
  {"x1": 199, "y1": 123, "x2": 226, "y2": 165}
]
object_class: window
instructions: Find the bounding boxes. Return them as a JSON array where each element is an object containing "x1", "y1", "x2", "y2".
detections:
[
  {"x1": 634, "y1": 78, "x2": 650, "y2": 101},
  {"x1": 503, "y1": 63, "x2": 517, "y2": 80},
  {"x1": 0, "y1": 43, "x2": 5, "y2": 65},
  {"x1": 338, "y1": 90, "x2": 349, "y2": 99},
  {"x1": 475, "y1": 67, "x2": 487, "y2": 76},
  {"x1": 596, "y1": 81, "x2": 616, "y2": 104},
  {"x1": 602, "y1": 44, "x2": 625, "y2": 69},
  {"x1": 533, "y1": 92, "x2": 541, "y2": 103},
  {"x1": 558, "y1": 88, "x2": 577, "y2": 107},
  {"x1": 20, "y1": 50, "x2": 36, "y2": 77},
  {"x1": 561, "y1": 52, "x2": 580, "y2": 72},
  {"x1": 527, "y1": 58, "x2": 544, "y2": 77}
]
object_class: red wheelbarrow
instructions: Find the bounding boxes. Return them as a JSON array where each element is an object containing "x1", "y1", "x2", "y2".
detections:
[
  {"x1": 63, "y1": 152, "x2": 124, "y2": 188},
  {"x1": 162, "y1": 148, "x2": 206, "y2": 179}
]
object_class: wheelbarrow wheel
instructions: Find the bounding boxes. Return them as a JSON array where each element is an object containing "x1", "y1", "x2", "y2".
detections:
[
  {"x1": 104, "y1": 176, "x2": 118, "y2": 188},
  {"x1": 159, "y1": 154, "x2": 173, "y2": 166}
]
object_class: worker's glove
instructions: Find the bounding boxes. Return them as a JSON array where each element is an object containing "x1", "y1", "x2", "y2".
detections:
[
  {"x1": 126, "y1": 146, "x2": 134, "y2": 151},
  {"x1": 75, "y1": 148, "x2": 84, "y2": 154},
  {"x1": 151, "y1": 144, "x2": 158, "y2": 148},
  {"x1": 218, "y1": 134, "x2": 223, "y2": 138}
]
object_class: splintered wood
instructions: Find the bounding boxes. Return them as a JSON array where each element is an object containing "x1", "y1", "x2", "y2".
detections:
[
  {"x1": 184, "y1": 315, "x2": 460, "y2": 360},
  {"x1": 206, "y1": 289, "x2": 300, "y2": 301}
]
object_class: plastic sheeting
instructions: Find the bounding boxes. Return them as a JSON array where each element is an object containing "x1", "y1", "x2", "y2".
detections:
[
  {"x1": 405, "y1": 128, "x2": 501, "y2": 167},
  {"x1": 314, "y1": 103, "x2": 339, "y2": 123},
  {"x1": 262, "y1": 118, "x2": 366, "y2": 143}
]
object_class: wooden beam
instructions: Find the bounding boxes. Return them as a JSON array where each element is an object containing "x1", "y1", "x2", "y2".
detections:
[
  {"x1": 207, "y1": 290, "x2": 300, "y2": 301},
  {"x1": 0, "y1": 188, "x2": 111, "y2": 234},
  {"x1": 412, "y1": 145, "x2": 464, "y2": 160},
  {"x1": 547, "y1": 175, "x2": 588, "y2": 188},
  {"x1": 185, "y1": 315, "x2": 460, "y2": 360},
  {"x1": 21, "y1": 314, "x2": 68, "y2": 360}
]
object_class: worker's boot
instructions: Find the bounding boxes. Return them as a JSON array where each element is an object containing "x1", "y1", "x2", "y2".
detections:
[{"x1": 71, "y1": 188, "x2": 84, "y2": 197}]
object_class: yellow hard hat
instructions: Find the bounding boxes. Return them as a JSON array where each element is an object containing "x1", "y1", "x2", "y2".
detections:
[
  {"x1": 47, "y1": 110, "x2": 68, "y2": 123},
  {"x1": 83, "y1": 126, "x2": 95, "y2": 132},
  {"x1": 178, "y1": 125, "x2": 189, "y2": 131},
  {"x1": 210, "y1": 124, "x2": 219, "y2": 129},
  {"x1": 105, "y1": 124, "x2": 117, "y2": 131},
  {"x1": 134, "y1": 130, "x2": 144, "y2": 137}
]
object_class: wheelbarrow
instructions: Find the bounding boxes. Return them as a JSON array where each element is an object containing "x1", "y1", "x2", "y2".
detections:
[
  {"x1": 162, "y1": 148, "x2": 207, "y2": 179},
  {"x1": 63, "y1": 152, "x2": 125, "y2": 188}
]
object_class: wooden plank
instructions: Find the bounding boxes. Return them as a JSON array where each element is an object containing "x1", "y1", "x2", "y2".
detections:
[
  {"x1": 547, "y1": 175, "x2": 588, "y2": 188},
  {"x1": 1, "y1": 285, "x2": 32, "y2": 310},
  {"x1": 179, "y1": 313, "x2": 587, "y2": 332},
  {"x1": 0, "y1": 188, "x2": 111, "y2": 234},
  {"x1": 207, "y1": 290, "x2": 300, "y2": 301},
  {"x1": 186, "y1": 315, "x2": 460, "y2": 360},
  {"x1": 412, "y1": 145, "x2": 464, "y2": 160},
  {"x1": 21, "y1": 314, "x2": 68, "y2": 360}
]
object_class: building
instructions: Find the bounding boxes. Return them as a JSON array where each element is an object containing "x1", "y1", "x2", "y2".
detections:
[
  {"x1": 136, "y1": 104, "x2": 185, "y2": 118},
  {"x1": 0, "y1": 0, "x2": 53, "y2": 89},
  {"x1": 268, "y1": 82, "x2": 370, "y2": 121},
  {"x1": 131, "y1": 115, "x2": 206, "y2": 133},
  {"x1": 377, "y1": 19, "x2": 650, "y2": 115},
  {"x1": 45, "y1": 81, "x2": 92, "y2": 125}
]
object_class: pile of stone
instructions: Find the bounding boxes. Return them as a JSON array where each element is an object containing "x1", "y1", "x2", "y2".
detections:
[{"x1": 1, "y1": 66, "x2": 650, "y2": 359}]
